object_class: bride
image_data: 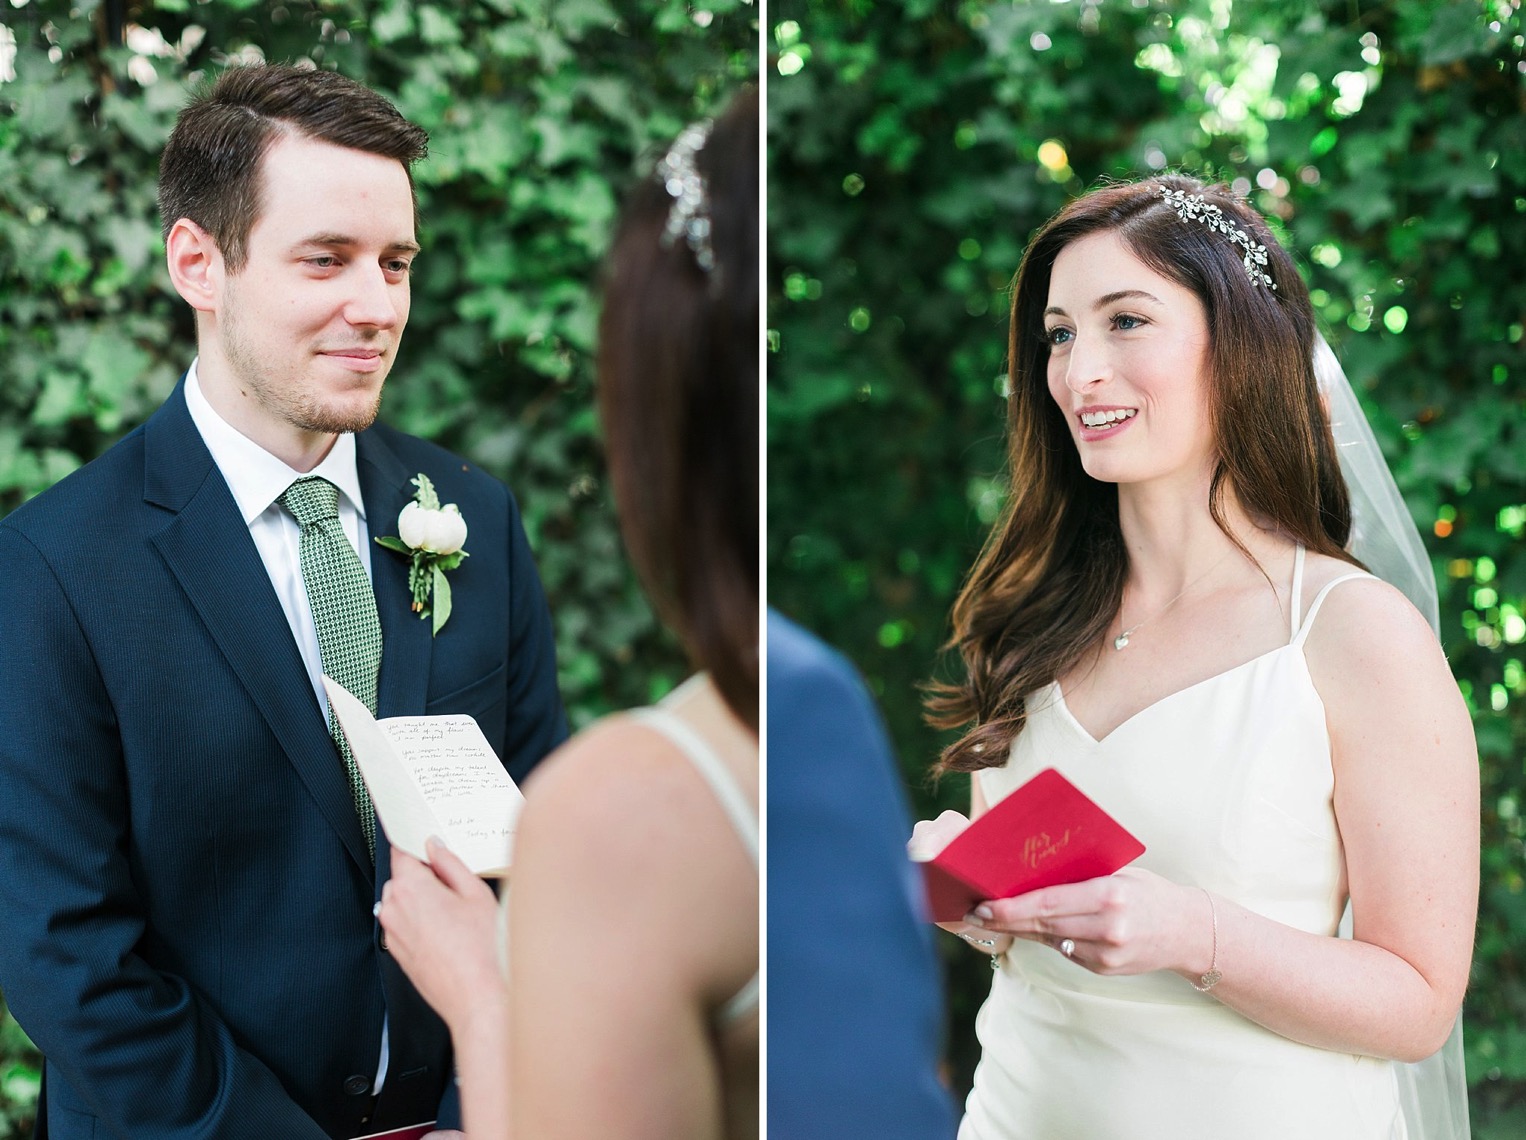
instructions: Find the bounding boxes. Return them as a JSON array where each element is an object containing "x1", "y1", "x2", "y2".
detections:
[
  {"x1": 918, "y1": 175, "x2": 1477, "y2": 1140},
  {"x1": 375, "y1": 90, "x2": 759, "y2": 1139}
]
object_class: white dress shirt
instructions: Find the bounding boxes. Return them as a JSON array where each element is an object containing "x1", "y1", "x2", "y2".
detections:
[
  {"x1": 183, "y1": 360, "x2": 391, "y2": 1092},
  {"x1": 184, "y1": 360, "x2": 374, "y2": 723}
]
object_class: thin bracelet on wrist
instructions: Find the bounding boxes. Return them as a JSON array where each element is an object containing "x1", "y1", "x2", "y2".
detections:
[
  {"x1": 955, "y1": 929, "x2": 1009, "y2": 968},
  {"x1": 1190, "y1": 887, "x2": 1222, "y2": 992}
]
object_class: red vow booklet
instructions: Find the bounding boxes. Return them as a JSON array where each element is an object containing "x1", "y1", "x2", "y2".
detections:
[
  {"x1": 354, "y1": 1125, "x2": 435, "y2": 1140},
  {"x1": 913, "y1": 768, "x2": 1146, "y2": 922}
]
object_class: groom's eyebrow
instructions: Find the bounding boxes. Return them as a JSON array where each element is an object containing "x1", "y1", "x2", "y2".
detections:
[{"x1": 290, "y1": 233, "x2": 422, "y2": 254}]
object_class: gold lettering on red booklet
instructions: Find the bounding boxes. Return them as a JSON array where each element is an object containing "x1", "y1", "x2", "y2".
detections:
[{"x1": 1021, "y1": 825, "x2": 1082, "y2": 871}]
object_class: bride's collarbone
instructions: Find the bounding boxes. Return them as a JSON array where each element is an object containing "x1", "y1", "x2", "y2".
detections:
[
  {"x1": 1059, "y1": 606, "x2": 1292, "y2": 738},
  {"x1": 1058, "y1": 545, "x2": 1369, "y2": 734}
]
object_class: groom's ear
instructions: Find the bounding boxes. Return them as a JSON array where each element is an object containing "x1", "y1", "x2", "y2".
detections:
[{"x1": 165, "y1": 218, "x2": 224, "y2": 314}]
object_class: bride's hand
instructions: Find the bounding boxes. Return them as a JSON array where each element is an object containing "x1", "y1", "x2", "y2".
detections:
[
  {"x1": 909, "y1": 810, "x2": 972, "y2": 937},
  {"x1": 378, "y1": 838, "x2": 506, "y2": 1030},
  {"x1": 908, "y1": 811, "x2": 1013, "y2": 948},
  {"x1": 964, "y1": 868, "x2": 1212, "y2": 977},
  {"x1": 908, "y1": 809, "x2": 971, "y2": 862}
]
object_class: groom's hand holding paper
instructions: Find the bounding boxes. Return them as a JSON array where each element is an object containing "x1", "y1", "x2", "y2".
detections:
[
  {"x1": 909, "y1": 768, "x2": 1145, "y2": 922},
  {"x1": 324, "y1": 676, "x2": 525, "y2": 876}
]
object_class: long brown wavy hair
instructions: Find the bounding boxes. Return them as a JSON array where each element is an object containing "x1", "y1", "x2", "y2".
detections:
[{"x1": 926, "y1": 175, "x2": 1356, "y2": 774}]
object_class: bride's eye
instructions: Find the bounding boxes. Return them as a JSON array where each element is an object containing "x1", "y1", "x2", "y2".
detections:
[
  {"x1": 1044, "y1": 326, "x2": 1074, "y2": 346},
  {"x1": 1111, "y1": 313, "x2": 1147, "y2": 331}
]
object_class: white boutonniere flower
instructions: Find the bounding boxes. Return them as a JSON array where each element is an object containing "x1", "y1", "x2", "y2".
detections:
[{"x1": 375, "y1": 473, "x2": 469, "y2": 635}]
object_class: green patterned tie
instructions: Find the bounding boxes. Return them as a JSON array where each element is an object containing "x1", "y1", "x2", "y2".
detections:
[{"x1": 280, "y1": 476, "x2": 381, "y2": 861}]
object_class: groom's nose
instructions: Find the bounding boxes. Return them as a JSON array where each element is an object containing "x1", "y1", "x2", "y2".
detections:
[{"x1": 343, "y1": 265, "x2": 407, "y2": 331}]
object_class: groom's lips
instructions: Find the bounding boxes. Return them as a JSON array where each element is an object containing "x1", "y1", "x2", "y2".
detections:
[{"x1": 318, "y1": 347, "x2": 388, "y2": 373}]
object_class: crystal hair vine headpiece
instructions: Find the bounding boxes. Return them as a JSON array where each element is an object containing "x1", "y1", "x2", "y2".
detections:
[
  {"x1": 1159, "y1": 186, "x2": 1277, "y2": 290},
  {"x1": 657, "y1": 119, "x2": 716, "y2": 274}
]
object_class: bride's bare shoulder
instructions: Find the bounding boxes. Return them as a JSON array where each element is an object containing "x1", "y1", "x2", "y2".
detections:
[
  {"x1": 1297, "y1": 551, "x2": 1420, "y2": 626},
  {"x1": 519, "y1": 714, "x2": 701, "y2": 829},
  {"x1": 515, "y1": 704, "x2": 753, "y2": 875},
  {"x1": 1298, "y1": 553, "x2": 1452, "y2": 707}
]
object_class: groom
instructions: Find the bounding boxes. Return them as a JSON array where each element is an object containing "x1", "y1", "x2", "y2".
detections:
[{"x1": 0, "y1": 65, "x2": 566, "y2": 1138}]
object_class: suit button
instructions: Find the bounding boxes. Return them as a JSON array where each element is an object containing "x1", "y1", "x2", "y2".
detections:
[{"x1": 343, "y1": 1074, "x2": 371, "y2": 1096}]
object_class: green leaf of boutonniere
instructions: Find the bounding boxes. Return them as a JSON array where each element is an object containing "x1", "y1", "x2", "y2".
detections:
[
  {"x1": 411, "y1": 473, "x2": 442, "y2": 511},
  {"x1": 431, "y1": 564, "x2": 452, "y2": 636}
]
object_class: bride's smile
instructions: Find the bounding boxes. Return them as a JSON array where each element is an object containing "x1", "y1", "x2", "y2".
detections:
[{"x1": 1077, "y1": 407, "x2": 1137, "y2": 428}]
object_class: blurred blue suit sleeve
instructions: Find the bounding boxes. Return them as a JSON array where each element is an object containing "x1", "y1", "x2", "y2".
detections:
[{"x1": 766, "y1": 611, "x2": 957, "y2": 1139}]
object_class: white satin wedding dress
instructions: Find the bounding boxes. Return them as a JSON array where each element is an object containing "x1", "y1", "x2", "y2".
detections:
[{"x1": 960, "y1": 547, "x2": 1406, "y2": 1140}]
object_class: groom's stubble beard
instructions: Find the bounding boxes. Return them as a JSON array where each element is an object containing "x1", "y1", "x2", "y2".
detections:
[{"x1": 218, "y1": 280, "x2": 391, "y2": 437}]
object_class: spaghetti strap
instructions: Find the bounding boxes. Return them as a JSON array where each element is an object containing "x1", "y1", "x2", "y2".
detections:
[
  {"x1": 627, "y1": 701, "x2": 759, "y2": 1024},
  {"x1": 718, "y1": 974, "x2": 759, "y2": 1024},
  {"x1": 1288, "y1": 544, "x2": 1307, "y2": 639},
  {"x1": 627, "y1": 707, "x2": 759, "y2": 862},
  {"x1": 1291, "y1": 570, "x2": 1377, "y2": 648}
]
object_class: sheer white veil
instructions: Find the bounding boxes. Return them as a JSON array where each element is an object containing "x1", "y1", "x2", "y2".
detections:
[
  {"x1": 1316, "y1": 335, "x2": 1439, "y2": 634},
  {"x1": 1315, "y1": 332, "x2": 1469, "y2": 1140}
]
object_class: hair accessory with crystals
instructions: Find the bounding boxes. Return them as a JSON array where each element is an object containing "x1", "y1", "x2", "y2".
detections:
[
  {"x1": 657, "y1": 118, "x2": 716, "y2": 273},
  {"x1": 1159, "y1": 185, "x2": 1277, "y2": 290}
]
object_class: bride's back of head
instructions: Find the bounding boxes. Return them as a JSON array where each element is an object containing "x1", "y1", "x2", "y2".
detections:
[{"x1": 596, "y1": 89, "x2": 759, "y2": 730}]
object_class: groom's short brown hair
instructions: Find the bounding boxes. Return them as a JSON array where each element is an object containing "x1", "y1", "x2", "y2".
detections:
[{"x1": 157, "y1": 63, "x2": 428, "y2": 272}]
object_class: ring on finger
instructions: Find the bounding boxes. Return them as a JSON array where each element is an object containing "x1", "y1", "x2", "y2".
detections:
[{"x1": 1059, "y1": 938, "x2": 1076, "y2": 958}]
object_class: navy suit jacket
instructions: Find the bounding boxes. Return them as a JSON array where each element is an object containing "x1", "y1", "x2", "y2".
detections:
[
  {"x1": 0, "y1": 383, "x2": 567, "y2": 1139},
  {"x1": 765, "y1": 611, "x2": 957, "y2": 1139}
]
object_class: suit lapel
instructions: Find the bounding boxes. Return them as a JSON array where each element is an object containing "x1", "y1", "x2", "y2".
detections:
[
  {"x1": 357, "y1": 429, "x2": 434, "y2": 719},
  {"x1": 144, "y1": 384, "x2": 373, "y2": 878}
]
